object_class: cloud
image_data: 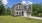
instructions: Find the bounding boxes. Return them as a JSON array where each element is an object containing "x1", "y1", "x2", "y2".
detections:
[
  {"x1": 22, "y1": 0, "x2": 33, "y2": 5},
  {"x1": 28, "y1": 1, "x2": 33, "y2": 4},
  {"x1": 22, "y1": 1, "x2": 26, "y2": 5},
  {"x1": 2, "y1": 0, "x2": 8, "y2": 5}
]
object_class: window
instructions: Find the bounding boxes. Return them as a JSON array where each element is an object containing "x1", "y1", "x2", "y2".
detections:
[
  {"x1": 17, "y1": 5, "x2": 20, "y2": 9},
  {"x1": 19, "y1": 12, "x2": 21, "y2": 15},
  {"x1": 16, "y1": 12, "x2": 21, "y2": 15},
  {"x1": 16, "y1": 12, "x2": 18, "y2": 15},
  {"x1": 19, "y1": 6, "x2": 20, "y2": 8},
  {"x1": 28, "y1": 4, "x2": 32, "y2": 11}
]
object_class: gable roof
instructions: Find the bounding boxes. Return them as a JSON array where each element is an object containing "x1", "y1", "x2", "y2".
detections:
[
  {"x1": 11, "y1": 3, "x2": 23, "y2": 9},
  {"x1": 11, "y1": 3, "x2": 28, "y2": 11},
  {"x1": 16, "y1": 3, "x2": 22, "y2": 5}
]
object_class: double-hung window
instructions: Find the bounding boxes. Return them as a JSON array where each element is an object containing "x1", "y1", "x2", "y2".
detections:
[{"x1": 17, "y1": 5, "x2": 20, "y2": 9}]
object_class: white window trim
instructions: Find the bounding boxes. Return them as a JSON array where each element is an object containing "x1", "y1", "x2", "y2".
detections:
[
  {"x1": 18, "y1": 5, "x2": 19, "y2": 9},
  {"x1": 16, "y1": 11, "x2": 21, "y2": 15}
]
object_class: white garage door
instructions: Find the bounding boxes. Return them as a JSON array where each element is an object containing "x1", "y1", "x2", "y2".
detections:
[{"x1": 24, "y1": 12, "x2": 27, "y2": 17}]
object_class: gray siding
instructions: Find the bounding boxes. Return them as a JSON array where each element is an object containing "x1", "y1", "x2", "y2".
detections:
[{"x1": 14, "y1": 4, "x2": 24, "y2": 11}]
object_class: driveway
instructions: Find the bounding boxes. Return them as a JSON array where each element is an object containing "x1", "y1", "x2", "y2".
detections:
[{"x1": 29, "y1": 16, "x2": 42, "y2": 20}]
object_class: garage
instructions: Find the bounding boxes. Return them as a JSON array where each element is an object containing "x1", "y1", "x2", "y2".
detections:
[{"x1": 24, "y1": 11, "x2": 28, "y2": 17}]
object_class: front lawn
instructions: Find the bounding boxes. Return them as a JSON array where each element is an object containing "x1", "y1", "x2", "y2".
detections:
[{"x1": 0, "y1": 16, "x2": 42, "y2": 23}]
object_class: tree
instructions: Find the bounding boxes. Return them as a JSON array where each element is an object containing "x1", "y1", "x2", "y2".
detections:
[
  {"x1": 32, "y1": 4, "x2": 42, "y2": 17},
  {"x1": 0, "y1": 4, "x2": 6, "y2": 15},
  {"x1": 6, "y1": 7, "x2": 11, "y2": 15}
]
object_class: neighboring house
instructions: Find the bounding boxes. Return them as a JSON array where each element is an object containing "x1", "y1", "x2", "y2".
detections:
[{"x1": 11, "y1": 3, "x2": 32, "y2": 17}]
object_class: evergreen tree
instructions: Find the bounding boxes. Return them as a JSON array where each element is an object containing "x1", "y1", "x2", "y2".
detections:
[
  {"x1": 6, "y1": 7, "x2": 11, "y2": 15},
  {"x1": 0, "y1": 4, "x2": 6, "y2": 15}
]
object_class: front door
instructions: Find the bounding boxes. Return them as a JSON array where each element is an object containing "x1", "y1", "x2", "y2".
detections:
[{"x1": 22, "y1": 11, "x2": 24, "y2": 16}]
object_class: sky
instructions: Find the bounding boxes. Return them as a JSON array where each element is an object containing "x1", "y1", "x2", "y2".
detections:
[{"x1": 2, "y1": 0, "x2": 42, "y2": 8}]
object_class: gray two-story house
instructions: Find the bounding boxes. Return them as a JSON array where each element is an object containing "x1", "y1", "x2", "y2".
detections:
[{"x1": 11, "y1": 3, "x2": 32, "y2": 17}]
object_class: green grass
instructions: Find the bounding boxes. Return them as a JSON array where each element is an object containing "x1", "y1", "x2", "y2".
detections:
[{"x1": 0, "y1": 16, "x2": 42, "y2": 23}]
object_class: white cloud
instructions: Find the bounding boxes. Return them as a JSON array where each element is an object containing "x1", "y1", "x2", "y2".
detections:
[
  {"x1": 28, "y1": 1, "x2": 33, "y2": 4},
  {"x1": 22, "y1": 1, "x2": 26, "y2": 5},
  {"x1": 22, "y1": 0, "x2": 33, "y2": 5},
  {"x1": 2, "y1": 0, "x2": 8, "y2": 5}
]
